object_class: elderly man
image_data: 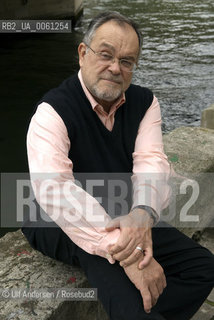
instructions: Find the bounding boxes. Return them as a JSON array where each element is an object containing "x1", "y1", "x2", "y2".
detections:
[{"x1": 22, "y1": 11, "x2": 214, "y2": 320}]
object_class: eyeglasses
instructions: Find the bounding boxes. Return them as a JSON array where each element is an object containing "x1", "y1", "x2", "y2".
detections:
[{"x1": 84, "y1": 43, "x2": 138, "y2": 73}]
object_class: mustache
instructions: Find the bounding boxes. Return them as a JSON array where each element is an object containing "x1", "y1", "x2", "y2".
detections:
[{"x1": 101, "y1": 76, "x2": 123, "y2": 84}]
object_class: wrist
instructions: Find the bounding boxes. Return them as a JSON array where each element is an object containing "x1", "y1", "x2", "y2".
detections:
[
  {"x1": 131, "y1": 205, "x2": 159, "y2": 227},
  {"x1": 97, "y1": 228, "x2": 120, "y2": 264}
]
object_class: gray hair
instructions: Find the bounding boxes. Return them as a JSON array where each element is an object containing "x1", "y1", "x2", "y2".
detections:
[{"x1": 83, "y1": 11, "x2": 142, "y2": 56}]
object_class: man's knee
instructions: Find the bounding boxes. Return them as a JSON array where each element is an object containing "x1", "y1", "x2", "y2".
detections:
[{"x1": 194, "y1": 247, "x2": 214, "y2": 284}]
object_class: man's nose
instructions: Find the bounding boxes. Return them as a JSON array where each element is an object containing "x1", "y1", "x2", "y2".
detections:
[{"x1": 108, "y1": 59, "x2": 121, "y2": 74}]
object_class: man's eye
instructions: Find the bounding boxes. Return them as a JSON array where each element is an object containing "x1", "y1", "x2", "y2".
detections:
[
  {"x1": 99, "y1": 53, "x2": 112, "y2": 60},
  {"x1": 121, "y1": 60, "x2": 133, "y2": 68}
]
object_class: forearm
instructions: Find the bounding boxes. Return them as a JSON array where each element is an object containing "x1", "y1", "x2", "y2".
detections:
[
  {"x1": 27, "y1": 103, "x2": 120, "y2": 263},
  {"x1": 30, "y1": 172, "x2": 120, "y2": 262},
  {"x1": 132, "y1": 96, "x2": 171, "y2": 217}
]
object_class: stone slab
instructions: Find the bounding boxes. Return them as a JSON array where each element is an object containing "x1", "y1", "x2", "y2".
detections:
[
  {"x1": 162, "y1": 127, "x2": 214, "y2": 238},
  {"x1": 201, "y1": 104, "x2": 214, "y2": 130},
  {"x1": 163, "y1": 126, "x2": 214, "y2": 174},
  {"x1": 191, "y1": 228, "x2": 214, "y2": 320},
  {"x1": 0, "y1": 229, "x2": 108, "y2": 320}
]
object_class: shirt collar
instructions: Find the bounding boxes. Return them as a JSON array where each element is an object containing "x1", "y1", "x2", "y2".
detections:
[{"x1": 78, "y1": 69, "x2": 126, "y2": 112}]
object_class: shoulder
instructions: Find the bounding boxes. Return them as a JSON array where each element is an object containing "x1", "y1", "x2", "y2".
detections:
[
  {"x1": 125, "y1": 83, "x2": 154, "y2": 109},
  {"x1": 39, "y1": 73, "x2": 80, "y2": 103},
  {"x1": 127, "y1": 83, "x2": 153, "y2": 95}
]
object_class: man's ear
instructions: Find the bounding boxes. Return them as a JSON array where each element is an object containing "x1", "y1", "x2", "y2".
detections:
[{"x1": 78, "y1": 43, "x2": 87, "y2": 67}]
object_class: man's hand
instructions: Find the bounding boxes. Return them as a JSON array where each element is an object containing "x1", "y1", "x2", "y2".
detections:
[
  {"x1": 124, "y1": 257, "x2": 167, "y2": 313},
  {"x1": 105, "y1": 208, "x2": 153, "y2": 269}
]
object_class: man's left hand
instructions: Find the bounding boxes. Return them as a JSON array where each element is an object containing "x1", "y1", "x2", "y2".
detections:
[{"x1": 105, "y1": 208, "x2": 153, "y2": 269}]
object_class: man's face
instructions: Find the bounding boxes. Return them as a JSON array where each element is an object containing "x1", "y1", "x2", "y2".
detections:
[{"x1": 78, "y1": 21, "x2": 140, "y2": 104}]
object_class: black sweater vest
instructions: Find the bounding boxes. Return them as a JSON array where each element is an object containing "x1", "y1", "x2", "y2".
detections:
[{"x1": 38, "y1": 73, "x2": 153, "y2": 174}]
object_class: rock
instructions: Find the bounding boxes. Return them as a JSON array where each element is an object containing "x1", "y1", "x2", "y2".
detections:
[
  {"x1": 162, "y1": 127, "x2": 214, "y2": 238},
  {"x1": 163, "y1": 126, "x2": 214, "y2": 174},
  {"x1": 191, "y1": 229, "x2": 214, "y2": 320},
  {"x1": 0, "y1": 229, "x2": 109, "y2": 320},
  {"x1": 201, "y1": 104, "x2": 214, "y2": 130}
]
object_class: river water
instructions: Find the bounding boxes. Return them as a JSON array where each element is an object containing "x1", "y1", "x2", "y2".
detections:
[{"x1": 0, "y1": 0, "x2": 213, "y2": 235}]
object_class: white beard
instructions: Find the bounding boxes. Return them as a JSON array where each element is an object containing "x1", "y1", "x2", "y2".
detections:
[{"x1": 90, "y1": 82, "x2": 122, "y2": 102}]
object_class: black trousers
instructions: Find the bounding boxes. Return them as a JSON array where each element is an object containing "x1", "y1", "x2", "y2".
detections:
[{"x1": 22, "y1": 221, "x2": 214, "y2": 320}]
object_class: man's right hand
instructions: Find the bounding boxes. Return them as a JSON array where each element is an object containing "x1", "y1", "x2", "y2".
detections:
[{"x1": 123, "y1": 257, "x2": 167, "y2": 313}]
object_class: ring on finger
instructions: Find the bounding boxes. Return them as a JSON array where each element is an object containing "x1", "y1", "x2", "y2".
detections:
[{"x1": 136, "y1": 246, "x2": 144, "y2": 253}]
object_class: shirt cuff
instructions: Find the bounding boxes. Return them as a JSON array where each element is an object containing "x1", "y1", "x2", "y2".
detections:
[{"x1": 96, "y1": 229, "x2": 120, "y2": 264}]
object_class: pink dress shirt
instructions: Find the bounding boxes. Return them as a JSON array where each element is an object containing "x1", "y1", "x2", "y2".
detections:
[{"x1": 27, "y1": 69, "x2": 171, "y2": 263}]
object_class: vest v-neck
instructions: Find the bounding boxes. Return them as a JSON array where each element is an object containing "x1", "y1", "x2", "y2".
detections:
[
  {"x1": 76, "y1": 79, "x2": 123, "y2": 137},
  {"x1": 92, "y1": 105, "x2": 122, "y2": 136}
]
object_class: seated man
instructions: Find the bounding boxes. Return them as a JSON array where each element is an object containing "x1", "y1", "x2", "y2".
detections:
[{"x1": 22, "y1": 11, "x2": 214, "y2": 320}]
